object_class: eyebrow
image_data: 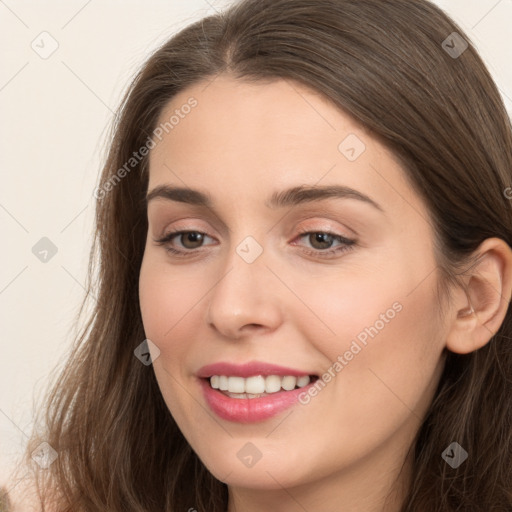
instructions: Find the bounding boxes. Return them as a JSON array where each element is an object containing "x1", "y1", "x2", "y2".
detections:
[{"x1": 146, "y1": 184, "x2": 384, "y2": 212}]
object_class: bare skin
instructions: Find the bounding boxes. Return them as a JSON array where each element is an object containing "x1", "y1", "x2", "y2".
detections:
[{"x1": 138, "y1": 74, "x2": 512, "y2": 511}]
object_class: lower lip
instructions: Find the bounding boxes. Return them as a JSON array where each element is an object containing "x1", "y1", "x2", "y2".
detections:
[{"x1": 199, "y1": 378, "x2": 315, "y2": 423}]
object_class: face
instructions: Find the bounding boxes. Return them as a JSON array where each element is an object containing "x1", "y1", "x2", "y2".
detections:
[{"x1": 139, "y1": 75, "x2": 449, "y2": 496}]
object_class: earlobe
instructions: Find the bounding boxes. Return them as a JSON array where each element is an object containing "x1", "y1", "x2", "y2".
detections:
[{"x1": 446, "y1": 238, "x2": 512, "y2": 355}]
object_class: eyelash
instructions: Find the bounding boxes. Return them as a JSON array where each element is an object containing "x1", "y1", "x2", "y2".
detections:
[{"x1": 153, "y1": 227, "x2": 356, "y2": 259}]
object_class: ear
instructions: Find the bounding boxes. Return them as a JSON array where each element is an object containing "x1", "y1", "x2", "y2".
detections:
[{"x1": 446, "y1": 237, "x2": 512, "y2": 354}]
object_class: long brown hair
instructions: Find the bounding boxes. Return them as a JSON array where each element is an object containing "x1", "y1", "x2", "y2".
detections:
[{"x1": 10, "y1": 0, "x2": 512, "y2": 509}]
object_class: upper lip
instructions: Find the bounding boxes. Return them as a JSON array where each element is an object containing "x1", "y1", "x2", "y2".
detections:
[{"x1": 196, "y1": 361, "x2": 315, "y2": 379}]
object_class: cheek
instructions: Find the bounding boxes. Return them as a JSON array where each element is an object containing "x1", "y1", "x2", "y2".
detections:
[
  {"x1": 139, "y1": 255, "x2": 205, "y2": 343},
  {"x1": 296, "y1": 242, "x2": 441, "y2": 362},
  {"x1": 290, "y1": 251, "x2": 444, "y2": 428},
  {"x1": 138, "y1": 255, "x2": 213, "y2": 401},
  {"x1": 284, "y1": 257, "x2": 410, "y2": 359},
  {"x1": 138, "y1": 258, "x2": 203, "y2": 422}
]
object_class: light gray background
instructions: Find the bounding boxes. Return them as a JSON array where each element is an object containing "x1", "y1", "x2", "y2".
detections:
[{"x1": 1, "y1": 0, "x2": 511, "y2": 490}]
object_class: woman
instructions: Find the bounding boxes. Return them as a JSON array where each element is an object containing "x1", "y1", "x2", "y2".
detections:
[{"x1": 10, "y1": 0, "x2": 512, "y2": 510}]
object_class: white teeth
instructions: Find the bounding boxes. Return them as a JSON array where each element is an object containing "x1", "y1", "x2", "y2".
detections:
[
  {"x1": 281, "y1": 376, "x2": 297, "y2": 391},
  {"x1": 245, "y1": 376, "x2": 266, "y2": 394},
  {"x1": 265, "y1": 375, "x2": 282, "y2": 393},
  {"x1": 297, "y1": 375, "x2": 311, "y2": 387},
  {"x1": 218, "y1": 376, "x2": 229, "y2": 391},
  {"x1": 227, "y1": 376, "x2": 245, "y2": 393},
  {"x1": 209, "y1": 374, "x2": 313, "y2": 394}
]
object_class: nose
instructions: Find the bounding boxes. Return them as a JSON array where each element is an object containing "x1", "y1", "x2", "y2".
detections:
[{"x1": 205, "y1": 242, "x2": 284, "y2": 340}]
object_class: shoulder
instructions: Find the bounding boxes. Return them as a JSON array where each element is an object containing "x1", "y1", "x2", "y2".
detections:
[{"x1": 1, "y1": 478, "x2": 47, "y2": 512}]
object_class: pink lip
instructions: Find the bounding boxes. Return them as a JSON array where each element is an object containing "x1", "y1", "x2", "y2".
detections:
[
  {"x1": 199, "y1": 378, "x2": 316, "y2": 423},
  {"x1": 196, "y1": 361, "x2": 317, "y2": 423},
  {"x1": 196, "y1": 360, "x2": 313, "y2": 378}
]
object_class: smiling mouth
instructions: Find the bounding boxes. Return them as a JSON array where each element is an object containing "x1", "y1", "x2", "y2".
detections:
[{"x1": 205, "y1": 374, "x2": 319, "y2": 399}]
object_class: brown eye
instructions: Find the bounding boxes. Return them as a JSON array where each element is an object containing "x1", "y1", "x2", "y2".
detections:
[
  {"x1": 293, "y1": 230, "x2": 356, "y2": 259},
  {"x1": 178, "y1": 232, "x2": 205, "y2": 249},
  {"x1": 307, "y1": 232, "x2": 336, "y2": 250},
  {"x1": 154, "y1": 230, "x2": 215, "y2": 255}
]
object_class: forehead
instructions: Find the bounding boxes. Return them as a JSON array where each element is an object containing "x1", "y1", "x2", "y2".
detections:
[
  {"x1": 149, "y1": 77, "x2": 344, "y2": 175},
  {"x1": 147, "y1": 75, "x2": 428, "y2": 223}
]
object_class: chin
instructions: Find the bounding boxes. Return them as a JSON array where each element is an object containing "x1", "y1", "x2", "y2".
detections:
[{"x1": 215, "y1": 464, "x2": 301, "y2": 490}]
